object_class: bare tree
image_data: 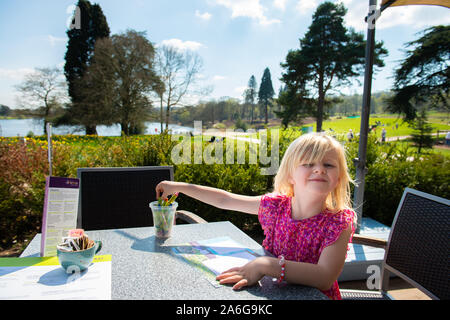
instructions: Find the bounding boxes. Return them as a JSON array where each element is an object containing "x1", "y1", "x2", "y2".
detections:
[
  {"x1": 15, "y1": 67, "x2": 67, "y2": 134},
  {"x1": 244, "y1": 75, "x2": 258, "y2": 123},
  {"x1": 155, "y1": 45, "x2": 205, "y2": 131}
]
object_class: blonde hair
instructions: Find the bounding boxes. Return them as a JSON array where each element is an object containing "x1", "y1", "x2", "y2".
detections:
[{"x1": 273, "y1": 132, "x2": 353, "y2": 212}]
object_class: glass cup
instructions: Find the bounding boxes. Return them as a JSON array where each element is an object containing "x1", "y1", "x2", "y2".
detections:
[{"x1": 149, "y1": 201, "x2": 178, "y2": 238}]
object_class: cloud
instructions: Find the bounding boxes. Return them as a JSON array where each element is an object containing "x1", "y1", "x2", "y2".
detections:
[
  {"x1": 47, "y1": 35, "x2": 66, "y2": 47},
  {"x1": 295, "y1": 0, "x2": 319, "y2": 14},
  {"x1": 0, "y1": 68, "x2": 35, "y2": 81},
  {"x1": 215, "y1": 0, "x2": 281, "y2": 25},
  {"x1": 195, "y1": 10, "x2": 212, "y2": 20},
  {"x1": 159, "y1": 38, "x2": 204, "y2": 51},
  {"x1": 213, "y1": 75, "x2": 226, "y2": 81},
  {"x1": 273, "y1": 0, "x2": 288, "y2": 11},
  {"x1": 377, "y1": 5, "x2": 450, "y2": 30},
  {"x1": 341, "y1": 0, "x2": 450, "y2": 32}
]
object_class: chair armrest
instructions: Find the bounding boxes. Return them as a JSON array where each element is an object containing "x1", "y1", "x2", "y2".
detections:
[
  {"x1": 175, "y1": 210, "x2": 208, "y2": 224},
  {"x1": 352, "y1": 234, "x2": 387, "y2": 249}
]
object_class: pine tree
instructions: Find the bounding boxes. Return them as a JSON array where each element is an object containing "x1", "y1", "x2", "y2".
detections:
[
  {"x1": 63, "y1": 0, "x2": 110, "y2": 134},
  {"x1": 258, "y1": 68, "x2": 275, "y2": 124},
  {"x1": 280, "y1": 2, "x2": 386, "y2": 131},
  {"x1": 410, "y1": 109, "x2": 434, "y2": 154}
]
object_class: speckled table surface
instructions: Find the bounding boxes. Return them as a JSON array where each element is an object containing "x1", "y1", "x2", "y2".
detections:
[{"x1": 21, "y1": 221, "x2": 328, "y2": 300}]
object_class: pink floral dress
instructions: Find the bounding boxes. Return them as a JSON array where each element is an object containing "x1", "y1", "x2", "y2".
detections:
[{"x1": 258, "y1": 193, "x2": 355, "y2": 300}]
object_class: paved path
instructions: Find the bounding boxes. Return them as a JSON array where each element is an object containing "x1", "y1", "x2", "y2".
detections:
[
  {"x1": 203, "y1": 130, "x2": 261, "y2": 144},
  {"x1": 385, "y1": 131, "x2": 449, "y2": 142}
]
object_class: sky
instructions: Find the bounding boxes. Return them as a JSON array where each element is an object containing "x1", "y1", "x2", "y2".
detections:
[{"x1": 0, "y1": 0, "x2": 449, "y2": 109}]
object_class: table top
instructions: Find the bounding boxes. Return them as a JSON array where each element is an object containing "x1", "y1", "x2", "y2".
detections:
[{"x1": 21, "y1": 221, "x2": 328, "y2": 300}]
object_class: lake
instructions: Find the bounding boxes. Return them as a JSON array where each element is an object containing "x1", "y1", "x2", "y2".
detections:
[{"x1": 0, "y1": 119, "x2": 194, "y2": 137}]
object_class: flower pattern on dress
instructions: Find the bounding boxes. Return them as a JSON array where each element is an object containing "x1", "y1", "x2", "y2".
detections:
[{"x1": 258, "y1": 192, "x2": 355, "y2": 300}]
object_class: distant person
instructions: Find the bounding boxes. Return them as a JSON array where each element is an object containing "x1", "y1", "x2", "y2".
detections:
[
  {"x1": 347, "y1": 129, "x2": 354, "y2": 142},
  {"x1": 381, "y1": 128, "x2": 387, "y2": 143},
  {"x1": 446, "y1": 131, "x2": 450, "y2": 146}
]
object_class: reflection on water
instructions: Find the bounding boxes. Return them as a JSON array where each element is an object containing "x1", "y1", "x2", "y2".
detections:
[{"x1": 0, "y1": 119, "x2": 194, "y2": 137}]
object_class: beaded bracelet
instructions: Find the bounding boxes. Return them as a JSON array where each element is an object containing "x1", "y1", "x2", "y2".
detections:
[{"x1": 277, "y1": 255, "x2": 286, "y2": 283}]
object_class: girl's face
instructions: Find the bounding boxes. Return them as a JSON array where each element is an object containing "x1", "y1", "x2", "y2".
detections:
[{"x1": 289, "y1": 149, "x2": 340, "y2": 197}]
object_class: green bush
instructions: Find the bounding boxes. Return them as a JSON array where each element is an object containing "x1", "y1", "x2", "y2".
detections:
[
  {"x1": 346, "y1": 135, "x2": 450, "y2": 226},
  {"x1": 175, "y1": 163, "x2": 266, "y2": 238},
  {"x1": 172, "y1": 134, "x2": 275, "y2": 239},
  {"x1": 364, "y1": 153, "x2": 449, "y2": 226},
  {"x1": 0, "y1": 131, "x2": 449, "y2": 250},
  {"x1": 0, "y1": 140, "x2": 46, "y2": 249}
]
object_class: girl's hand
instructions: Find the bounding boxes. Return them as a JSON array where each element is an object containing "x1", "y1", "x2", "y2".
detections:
[
  {"x1": 155, "y1": 180, "x2": 179, "y2": 200},
  {"x1": 215, "y1": 257, "x2": 268, "y2": 290}
]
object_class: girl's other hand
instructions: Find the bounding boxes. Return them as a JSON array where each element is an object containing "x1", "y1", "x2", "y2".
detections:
[{"x1": 215, "y1": 257, "x2": 268, "y2": 290}]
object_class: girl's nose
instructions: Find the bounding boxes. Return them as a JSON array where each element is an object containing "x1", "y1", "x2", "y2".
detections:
[{"x1": 314, "y1": 165, "x2": 326, "y2": 173}]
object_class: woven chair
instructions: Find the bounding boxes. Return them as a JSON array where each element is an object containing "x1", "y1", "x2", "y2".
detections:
[
  {"x1": 76, "y1": 166, "x2": 206, "y2": 231},
  {"x1": 341, "y1": 188, "x2": 449, "y2": 300}
]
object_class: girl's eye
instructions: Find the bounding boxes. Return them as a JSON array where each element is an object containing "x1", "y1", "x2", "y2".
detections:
[
  {"x1": 302, "y1": 163, "x2": 313, "y2": 168},
  {"x1": 324, "y1": 163, "x2": 335, "y2": 168}
]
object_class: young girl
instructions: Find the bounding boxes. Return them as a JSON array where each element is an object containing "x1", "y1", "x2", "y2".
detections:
[{"x1": 156, "y1": 132, "x2": 355, "y2": 300}]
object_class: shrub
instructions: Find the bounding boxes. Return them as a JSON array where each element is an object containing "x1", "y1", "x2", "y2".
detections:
[
  {"x1": 347, "y1": 135, "x2": 450, "y2": 226},
  {"x1": 234, "y1": 118, "x2": 248, "y2": 131},
  {"x1": 0, "y1": 140, "x2": 47, "y2": 249},
  {"x1": 1, "y1": 131, "x2": 449, "y2": 250}
]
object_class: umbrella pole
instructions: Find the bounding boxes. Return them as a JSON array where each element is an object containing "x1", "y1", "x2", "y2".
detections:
[{"x1": 353, "y1": 0, "x2": 378, "y2": 233}]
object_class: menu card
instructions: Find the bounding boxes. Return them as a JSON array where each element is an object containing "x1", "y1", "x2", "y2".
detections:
[
  {"x1": 41, "y1": 177, "x2": 80, "y2": 257},
  {"x1": 0, "y1": 255, "x2": 111, "y2": 300}
]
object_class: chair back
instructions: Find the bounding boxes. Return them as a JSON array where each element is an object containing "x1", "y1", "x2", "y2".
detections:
[
  {"x1": 77, "y1": 166, "x2": 173, "y2": 230},
  {"x1": 382, "y1": 188, "x2": 449, "y2": 300}
]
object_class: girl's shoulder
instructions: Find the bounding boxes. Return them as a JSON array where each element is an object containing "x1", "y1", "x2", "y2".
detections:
[
  {"x1": 260, "y1": 192, "x2": 290, "y2": 206},
  {"x1": 324, "y1": 208, "x2": 356, "y2": 228},
  {"x1": 259, "y1": 192, "x2": 290, "y2": 215},
  {"x1": 320, "y1": 208, "x2": 356, "y2": 253}
]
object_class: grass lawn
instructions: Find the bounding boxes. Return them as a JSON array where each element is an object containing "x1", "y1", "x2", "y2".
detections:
[{"x1": 300, "y1": 115, "x2": 450, "y2": 139}]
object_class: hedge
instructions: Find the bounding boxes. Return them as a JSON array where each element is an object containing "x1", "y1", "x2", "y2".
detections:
[{"x1": 1, "y1": 131, "x2": 448, "y2": 249}]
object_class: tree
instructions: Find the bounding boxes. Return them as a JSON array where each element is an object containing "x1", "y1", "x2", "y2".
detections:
[
  {"x1": 410, "y1": 109, "x2": 434, "y2": 154},
  {"x1": 63, "y1": 0, "x2": 110, "y2": 134},
  {"x1": 243, "y1": 75, "x2": 257, "y2": 123},
  {"x1": 83, "y1": 30, "x2": 163, "y2": 135},
  {"x1": 278, "y1": 48, "x2": 315, "y2": 128},
  {"x1": 0, "y1": 105, "x2": 10, "y2": 116},
  {"x1": 386, "y1": 25, "x2": 449, "y2": 121},
  {"x1": 155, "y1": 45, "x2": 204, "y2": 132},
  {"x1": 15, "y1": 67, "x2": 67, "y2": 134},
  {"x1": 276, "y1": 85, "x2": 311, "y2": 128},
  {"x1": 258, "y1": 68, "x2": 275, "y2": 124},
  {"x1": 280, "y1": 1, "x2": 387, "y2": 132}
]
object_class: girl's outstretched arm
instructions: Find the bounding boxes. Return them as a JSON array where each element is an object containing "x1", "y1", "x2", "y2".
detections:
[{"x1": 155, "y1": 180, "x2": 261, "y2": 215}]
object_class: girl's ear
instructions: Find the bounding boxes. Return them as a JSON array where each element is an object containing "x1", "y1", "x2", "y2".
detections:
[{"x1": 288, "y1": 175, "x2": 295, "y2": 185}]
